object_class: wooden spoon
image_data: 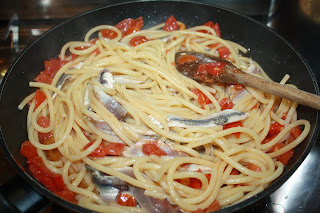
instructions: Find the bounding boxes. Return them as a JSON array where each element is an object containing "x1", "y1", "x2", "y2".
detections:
[{"x1": 175, "y1": 51, "x2": 320, "y2": 110}]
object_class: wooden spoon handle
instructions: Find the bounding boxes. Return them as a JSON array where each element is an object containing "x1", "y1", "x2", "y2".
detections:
[{"x1": 223, "y1": 70, "x2": 320, "y2": 110}]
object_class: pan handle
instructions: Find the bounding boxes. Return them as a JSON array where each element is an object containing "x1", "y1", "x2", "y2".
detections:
[{"x1": 0, "y1": 175, "x2": 51, "y2": 213}]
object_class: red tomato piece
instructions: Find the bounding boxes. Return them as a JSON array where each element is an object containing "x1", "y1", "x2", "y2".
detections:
[
  {"x1": 175, "y1": 178, "x2": 191, "y2": 186},
  {"x1": 192, "y1": 89, "x2": 212, "y2": 105},
  {"x1": 189, "y1": 178, "x2": 202, "y2": 189},
  {"x1": 230, "y1": 168, "x2": 240, "y2": 175},
  {"x1": 44, "y1": 59, "x2": 66, "y2": 78},
  {"x1": 248, "y1": 164, "x2": 261, "y2": 172},
  {"x1": 52, "y1": 174, "x2": 67, "y2": 191},
  {"x1": 117, "y1": 192, "x2": 136, "y2": 207},
  {"x1": 198, "y1": 21, "x2": 221, "y2": 38},
  {"x1": 197, "y1": 62, "x2": 226, "y2": 77},
  {"x1": 84, "y1": 141, "x2": 125, "y2": 157},
  {"x1": 86, "y1": 141, "x2": 107, "y2": 157},
  {"x1": 127, "y1": 16, "x2": 144, "y2": 35},
  {"x1": 262, "y1": 134, "x2": 277, "y2": 144},
  {"x1": 270, "y1": 142, "x2": 285, "y2": 153},
  {"x1": 223, "y1": 121, "x2": 243, "y2": 138},
  {"x1": 207, "y1": 43, "x2": 220, "y2": 49},
  {"x1": 212, "y1": 23, "x2": 221, "y2": 38},
  {"x1": 37, "y1": 116, "x2": 53, "y2": 142},
  {"x1": 219, "y1": 98, "x2": 233, "y2": 111},
  {"x1": 34, "y1": 90, "x2": 46, "y2": 109},
  {"x1": 100, "y1": 29, "x2": 118, "y2": 39},
  {"x1": 281, "y1": 112, "x2": 288, "y2": 120},
  {"x1": 34, "y1": 58, "x2": 67, "y2": 84},
  {"x1": 286, "y1": 133, "x2": 296, "y2": 144},
  {"x1": 278, "y1": 149, "x2": 294, "y2": 165},
  {"x1": 89, "y1": 144, "x2": 106, "y2": 157},
  {"x1": 206, "y1": 200, "x2": 221, "y2": 212},
  {"x1": 142, "y1": 142, "x2": 167, "y2": 156},
  {"x1": 177, "y1": 54, "x2": 197, "y2": 65},
  {"x1": 290, "y1": 126, "x2": 302, "y2": 138},
  {"x1": 27, "y1": 156, "x2": 59, "y2": 192},
  {"x1": 270, "y1": 142, "x2": 294, "y2": 165},
  {"x1": 20, "y1": 141, "x2": 38, "y2": 158},
  {"x1": 163, "y1": 16, "x2": 179, "y2": 31},
  {"x1": 104, "y1": 143, "x2": 125, "y2": 156},
  {"x1": 129, "y1": 36, "x2": 150, "y2": 47},
  {"x1": 54, "y1": 190, "x2": 76, "y2": 203},
  {"x1": 269, "y1": 122, "x2": 284, "y2": 136},
  {"x1": 115, "y1": 16, "x2": 144, "y2": 36},
  {"x1": 217, "y1": 47, "x2": 231, "y2": 59},
  {"x1": 34, "y1": 72, "x2": 53, "y2": 84},
  {"x1": 205, "y1": 173, "x2": 211, "y2": 182}
]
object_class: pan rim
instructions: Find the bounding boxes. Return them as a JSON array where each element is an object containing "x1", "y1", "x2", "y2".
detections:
[{"x1": 0, "y1": 1, "x2": 319, "y2": 212}]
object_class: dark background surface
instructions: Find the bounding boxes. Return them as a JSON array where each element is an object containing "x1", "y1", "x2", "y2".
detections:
[{"x1": 0, "y1": 0, "x2": 320, "y2": 212}]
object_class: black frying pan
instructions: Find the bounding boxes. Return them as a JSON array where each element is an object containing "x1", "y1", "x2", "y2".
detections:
[{"x1": 0, "y1": 1, "x2": 319, "y2": 212}]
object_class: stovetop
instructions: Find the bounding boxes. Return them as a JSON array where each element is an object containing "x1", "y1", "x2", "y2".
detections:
[{"x1": 0, "y1": 0, "x2": 320, "y2": 212}]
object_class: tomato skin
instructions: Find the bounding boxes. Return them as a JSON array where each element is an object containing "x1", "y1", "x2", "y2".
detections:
[
  {"x1": 278, "y1": 149, "x2": 294, "y2": 165},
  {"x1": 230, "y1": 168, "x2": 240, "y2": 175},
  {"x1": 44, "y1": 59, "x2": 63, "y2": 78},
  {"x1": 34, "y1": 90, "x2": 46, "y2": 109},
  {"x1": 104, "y1": 143, "x2": 125, "y2": 156},
  {"x1": 27, "y1": 156, "x2": 66, "y2": 191},
  {"x1": 163, "y1": 16, "x2": 179, "y2": 31},
  {"x1": 54, "y1": 190, "x2": 76, "y2": 203},
  {"x1": 84, "y1": 141, "x2": 125, "y2": 157},
  {"x1": 34, "y1": 58, "x2": 67, "y2": 84},
  {"x1": 197, "y1": 62, "x2": 226, "y2": 77},
  {"x1": 270, "y1": 142, "x2": 294, "y2": 165},
  {"x1": 116, "y1": 16, "x2": 144, "y2": 36},
  {"x1": 192, "y1": 89, "x2": 212, "y2": 105},
  {"x1": 177, "y1": 54, "x2": 197, "y2": 65},
  {"x1": 219, "y1": 98, "x2": 233, "y2": 111},
  {"x1": 290, "y1": 126, "x2": 302, "y2": 138},
  {"x1": 198, "y1": 21, "x2": 221, "y2": 38},
  {"x1": 100, "y1": 17, "x2": 144, "y2": 38},
  {"x1": 21, "y1": 142, "x2": 75, "y2": 202},
  {"x1": 142, "y1": 142, "x2": 167, "y2": 157},
  {"x1": 34, "y1": 72, "x2": 52, "y2": 84},
  {"x1": 269, "y1": 122, "x2": 284, "y2": 136},
  {"x1": 127, "y1": 16, "x2": 144, "y2": 35},
  {"x1": 100, "y1": 29, "x2": 118, "y2": 39},
  {"x1": 248, "y1": 164, "x2": 261, "y2": 172},
  {"x1": 223, "y1": 121, "x2": 243, "y2": 138},
  {"x1": 208, "y1": 43, "x2": 220, "y2": 49},
  {"x1": 205, "y1": 173, "x2": 211, "y2": 182},
  {"x1": 217, "y1": 47, "x2": 231, "y2": 59},
  {"x1": 175, "y1": 178, "x2": 191, "y2": 186},
  {"x1": 129, "y1": 36, "x2": 150, "y2": 47},
  {"x1": 175, "y1": 177, "x2": 202, "y2": 189},
  {"x1": 189, "y1": 178, "x2": 202, "y2": 189},
  {"x1": 117, "y1": 193, "x2": 136, "y2": 207},
  {"x1": 37, "y1": 116, "x2": 53, "y2": 142},
  {"x1": 262, "y1": 134, "x2": 277, "y2": 144},
  {"x1": 20, "y1": 141, "x2": 38, "y2": 158}
]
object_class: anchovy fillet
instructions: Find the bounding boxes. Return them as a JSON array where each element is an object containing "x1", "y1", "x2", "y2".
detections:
[
  {"x1": 93, "y1": 86, "x2": 127, "y2": 120},
  {"x1": 98, "y1": 69, "x2": 115, "y2": 89},
  {"x1": 167, "y1": 109, "x2": 248, "y2": 128},
  {"x1": 86, "y1": 165, "x2": 178, "y2": 213},
  {"x1": 52, "y1": 73, "x2": 70, "y2": 99}
]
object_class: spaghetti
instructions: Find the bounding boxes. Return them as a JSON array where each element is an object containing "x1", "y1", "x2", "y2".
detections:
[{"x1": 19, "y1": 16, "x2": 310, "y2": 213}]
